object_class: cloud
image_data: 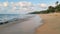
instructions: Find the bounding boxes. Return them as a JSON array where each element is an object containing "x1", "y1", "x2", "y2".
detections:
[
  {"x1": 0, "y1": 1, "x2": 48, "y2": 14},
  {"x1": 19, "y1": 1, "x2": 32, "y2": 7},
  {"x1": 49, "y1": 3, "x2": 56, "y2": 7},
  {"x1": 18, "y1": 1, "x2": 35, "y2": 13},
  {"x1": 3, "y1": 2, "x2": 8, "y2": 7},
  {"x1": 38, "y1": 3, "x2": 47, "y2": 8},
  {"x1": 0, "y1": 3, "x2": 2, "y2": 6},
  {"x1": 9, "y1": 1, "x2": 35, "y2": 12}
]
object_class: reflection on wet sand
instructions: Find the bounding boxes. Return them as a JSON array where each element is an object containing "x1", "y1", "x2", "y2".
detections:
[{"x1": 0, "y1": 15, "x2": 43, "y2": 34}]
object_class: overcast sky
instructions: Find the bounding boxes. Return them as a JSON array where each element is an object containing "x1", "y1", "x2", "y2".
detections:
[{"x1": 0, "y1": 0, "x2": 60, "y2": 14}]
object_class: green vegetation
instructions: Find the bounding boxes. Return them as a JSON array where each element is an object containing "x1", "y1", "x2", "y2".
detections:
[{"x1": 29, "y1": 1, "x2": 60, "y2": 14}]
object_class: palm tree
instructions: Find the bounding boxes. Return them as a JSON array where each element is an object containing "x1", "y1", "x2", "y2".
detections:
[
  {"x1": 55, "y1": 1, "x2": 59, "y2": 13},
  {"x1": 48, "y1": 6, "x2": 55, "y2": 13},
  {"x1": 55, "y1": 1, "x2": 59, "y2": 6}
]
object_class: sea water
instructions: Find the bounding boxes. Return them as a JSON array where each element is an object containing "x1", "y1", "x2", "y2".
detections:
[
  {"x1": 0, "y1": 14, "x2": 19, "y2": 22},
  {"x1": 0, "y1": 14, "x2": 35, "y2": 23},
  {"x1": 0, "y1": 14, "x2": 43, "y2": 34}
]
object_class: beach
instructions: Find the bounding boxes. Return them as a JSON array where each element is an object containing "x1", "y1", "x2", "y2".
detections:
[
  {"x1": 0, "y1": 15, "x2": 43, "y2": 34},
  {"x1": 36, "y1": 13, "x2": 60, "y2": 34},
  {"x1": 0, "y1": 13, "x2": 60, "y2": 34}
]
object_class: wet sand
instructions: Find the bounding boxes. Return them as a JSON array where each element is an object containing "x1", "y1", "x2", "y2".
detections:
[
  {"x1": 36, "y1": 13, "x2": 60, "y2": 34},
  {"x1": 0, "y1": 15, "x2": 43, "y2": 34}
]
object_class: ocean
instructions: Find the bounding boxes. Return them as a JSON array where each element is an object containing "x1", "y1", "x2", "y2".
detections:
[
  {"x1": 0, "y1": 14, "x2": 35, "y2": 23},
  {"x1": 0, "y1": 14, "x2": 19, "y2": 22},
  {"x1": 0, "y1": 14, "x2": 43, "y2": 34}
]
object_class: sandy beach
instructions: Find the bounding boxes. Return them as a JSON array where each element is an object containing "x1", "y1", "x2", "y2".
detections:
[
  {"x1": 36, "y1": 13, "x2": 60, "y2": 34},
  {"x1": 0, "y1": 15, "x2": 43, "y2": 34},
  {"x1": 0, "y1": 13, "x2": 60, "y2": 34}
]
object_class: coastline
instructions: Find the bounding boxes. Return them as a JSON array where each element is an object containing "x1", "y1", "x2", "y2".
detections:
[
  {"x1": 0, "y1": 14, "x2": 35, "y2": 27},
  {"x1": 36, "y1": 13, "x2": 60, "y2": 34},
  {"x1": 0, "y1": 15, "x2": 43, "y2": 34}
]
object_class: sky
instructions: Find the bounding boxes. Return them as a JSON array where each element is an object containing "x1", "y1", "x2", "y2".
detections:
[{"x1": 0, "y1": 0, "x2": 60, "y2": 14}]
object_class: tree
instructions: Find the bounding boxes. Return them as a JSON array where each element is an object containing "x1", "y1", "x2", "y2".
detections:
[
  {"x1": 55, "y1": 4, "x2": 60, "y2": 12},
  {"x1": 55, "y1": 1, "x2": 59, "y2": 12},
  {"x1": 48, "y1": 6, "x2": 55, "y2": 13},
  {"x1": 55, "y1": 1, "x2": 59, "y2": 6}
]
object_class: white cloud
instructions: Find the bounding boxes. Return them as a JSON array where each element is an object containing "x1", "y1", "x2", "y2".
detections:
[
  {"x1": 0, "y1": 3, "x2": 2, "y2": 6},
  {"x1": 10, "y1": 2, "x2": 16, "y2": 7},
  {"x1": 12, "y1": 7, "x2": 16, "y2": 10},
  {"x1": 19, "y1": 1, "x2": 32, "y2": 7},
  {"x1": 0, "y1": 1, "x2": 49, "y2": 14},
  {"x1": 49, "y1": 3, "x2": 56, "y2": 7},
  {"x1": 38, "y1": 3, "x2": 47, "y2": 8},
  {"x1": 11, "y1": 2, "x2": 14, "y2": 4},
  {"x1": 3, "y1": 2, "x2": 8, "y2": 7},
  {"x1": 17, "y1": 1, "x2": 35, "y2": 13}
]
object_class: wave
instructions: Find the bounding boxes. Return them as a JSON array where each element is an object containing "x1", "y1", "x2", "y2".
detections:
[{"x1": 0, "y1": 14, "x2": 35, "y2": 25}]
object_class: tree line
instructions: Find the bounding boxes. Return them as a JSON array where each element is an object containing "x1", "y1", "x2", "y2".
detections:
[{"x1": 29, "y1": 1, "x2": 60, "y2": 14}]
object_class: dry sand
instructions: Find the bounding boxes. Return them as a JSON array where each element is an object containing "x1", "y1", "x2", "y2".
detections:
[
  {"x1": 0, "y1": 13, "x2": 60, "y2": 34},
  {"x1": 36, "y1": 13, "x2": 60, "y2": 34}
]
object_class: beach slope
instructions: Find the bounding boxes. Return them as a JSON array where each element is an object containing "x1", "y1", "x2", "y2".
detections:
[
  {"x1": 36, "y1": 13, "x2": 60, "y2": 34},
  {"x1": 0, "y1": 15, "x2": 43, "y2": 34}
]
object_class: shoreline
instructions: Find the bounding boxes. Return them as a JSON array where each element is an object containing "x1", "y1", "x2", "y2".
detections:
[
  {"x1": 36, "y1": 13, "x2": 60, "y2": 34},
  {"x1": 0, "y1": 15, "x2": 43, "y2": 34},
  {"x1": 0, "y1": 15, "x2": 35, "y2": 27}
]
